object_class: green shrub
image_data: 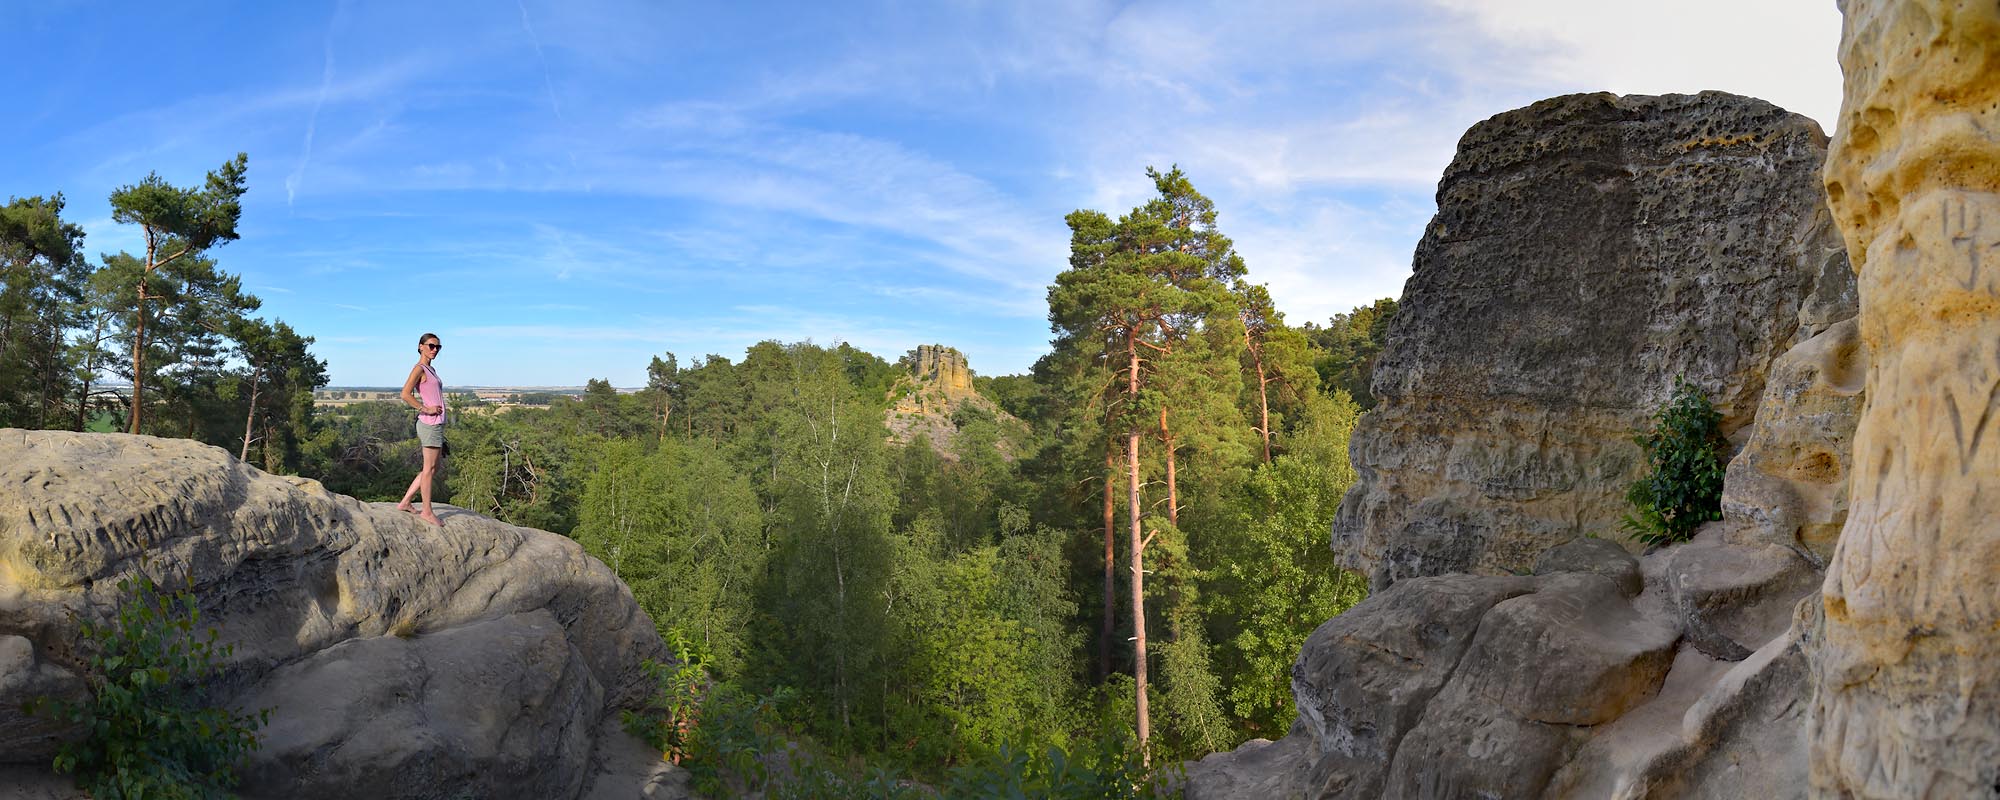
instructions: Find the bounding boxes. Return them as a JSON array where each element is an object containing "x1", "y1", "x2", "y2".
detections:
[
  {"x1": 27, "y1": 573, "x2": 266, "y2": 800},
  {"x1": 623, "y1": 650, "x2": 1171, "y2": 799},
  {"x1": 1623, "y1": 377, "x2": 1729, "y2": 547},
  {"x1": 621, "y1": 631, "x2": 709, "y2": 765},
  {"x1": 624, "y1": 632, "x2": 809, "y2": 797},
  {"x1": 943, "y1": 736, "x2": 1178, "y2": 800}
]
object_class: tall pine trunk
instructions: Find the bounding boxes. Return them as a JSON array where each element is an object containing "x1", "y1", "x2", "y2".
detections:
[
  {"x1": 1160, "y1": 406, "x2": 1179, "y2": 528},
  {"x1": 239, "y1": 361, "x2": 262, "y2": 461},
  {"x1": 1126, "y1": 332, "x2": 1150, "y2": 761},
  {"x1": 1102, "y1": 439, "x2": 1117, "y2": 682},
  {"x1": 1249, "y1": 333, "x2": 1274, "y2": 464},
  {"x1": 129, "y1": 235, "x2": 152, "y2": 434},
  {"x1": 1256, "y1": 368, "x2": 1273, "y2": 464}
]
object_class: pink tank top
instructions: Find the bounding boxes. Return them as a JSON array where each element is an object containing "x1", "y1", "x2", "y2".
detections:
[{"x1": 417, "y1": 364, "x2": 444, "y2": 425}]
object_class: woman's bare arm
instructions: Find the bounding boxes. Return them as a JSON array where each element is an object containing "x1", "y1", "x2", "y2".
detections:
[{"x1": 400, "y1": 365, "x2": 431, "y2": 413}]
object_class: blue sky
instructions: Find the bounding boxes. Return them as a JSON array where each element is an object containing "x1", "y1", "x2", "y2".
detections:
[{"x1": 3, "y1": 0, "x2": 1843, "y2": 386}]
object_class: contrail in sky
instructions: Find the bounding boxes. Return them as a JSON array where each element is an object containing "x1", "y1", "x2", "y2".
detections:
[
  {"x1": 288, "y1": 1, "x2": 346, "y2": 209},
  {"x1": 518, "y1": 0, "x2": 564, "y2": 122}
]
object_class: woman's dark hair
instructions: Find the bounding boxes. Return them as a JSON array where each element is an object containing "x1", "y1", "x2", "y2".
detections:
[{"x1": 418, "y1": 332, "x2": 439, "y2": 346}]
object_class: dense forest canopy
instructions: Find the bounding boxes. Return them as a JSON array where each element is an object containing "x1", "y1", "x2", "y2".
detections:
[{"x1": 2, "y1": 159, "x2": 1404, "y2": 787}]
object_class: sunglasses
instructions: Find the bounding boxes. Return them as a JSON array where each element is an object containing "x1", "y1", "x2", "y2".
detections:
[{"x1": 424, "y1": 343, "x2": 442, "y2": 351}]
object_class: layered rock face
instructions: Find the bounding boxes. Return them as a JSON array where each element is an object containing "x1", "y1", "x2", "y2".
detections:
[
  {"x1": 1332, "y1": 91, "x2": 1852, "y2": 589},
  {"x1": 1810, "y1": 1, "x2": 2000, "y2": 795},
  {"x1": 0, "y1": 431, "x2": 686, "y2": 799}
]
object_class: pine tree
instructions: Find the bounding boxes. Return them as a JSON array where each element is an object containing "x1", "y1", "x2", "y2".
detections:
[
  {"x1": 104, "y1": 154, "x2": 253, "y2": 434},
  {"x1": 1048, "y1": 166, "x2": 1243, "y2": 759},
  {"x1": 0, "y1": 194, "x2": 89, "y2": 428}
]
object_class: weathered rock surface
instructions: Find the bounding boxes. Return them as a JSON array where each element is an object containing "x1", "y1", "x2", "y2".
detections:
[
  {"x1": 1188, "y1": 532, "x2": 1830, "y2": 799},
  {"x1": 1181, "y1": 723, "x2": 1315, "y2": 800},
  {"x1": 1810, "y1": 0, "x2": 2000, "y2": 795},
  {"x1": 0, "y1": 430, "x2": 682, "y2": 799},
  {"x1": 1667, "y1": 525, "x2": 1819, "y2": 662},
  {"x1": 1199, "y1": 566, "x2": 1681, "y2": 800},
  {"x1": 1333, "y1": 91, "x2": 1852, "y2": 589},
  {"x1": 908, "y1": 343, "x2": 973, "y2": 396},
  {"x1": 1718, "y1": 317, "x2": 1864, "y2": 565}
]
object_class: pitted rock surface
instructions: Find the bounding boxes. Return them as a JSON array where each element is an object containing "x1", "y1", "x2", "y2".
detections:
[
  {"x1": 0, "y1": 430, "x2": 677, "y2": 799},
  {"x1": 1332, "y1": 91, "x2": 1849, "y2": 589}
]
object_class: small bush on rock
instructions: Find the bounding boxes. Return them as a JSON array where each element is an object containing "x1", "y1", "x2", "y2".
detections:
[
  {"x1": 1623, "y1": 377, "x2": 1729, "y2": 547},
  {"x1": 27, "y1": 573, "x2": 265, "y2": 800}
]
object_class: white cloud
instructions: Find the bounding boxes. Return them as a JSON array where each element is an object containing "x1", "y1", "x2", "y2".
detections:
[{"x1": 1428, "y1": 0, "x2": 1844, "y2": 127}]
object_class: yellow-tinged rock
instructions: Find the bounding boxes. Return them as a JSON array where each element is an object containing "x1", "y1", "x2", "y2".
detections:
[{"x1": 1811, "y1": 1, "x2": 2000, "y2": 796}]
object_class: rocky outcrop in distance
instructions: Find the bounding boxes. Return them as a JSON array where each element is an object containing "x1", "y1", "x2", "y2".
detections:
[
  {"x1": 0, "y1": 430, "x2": 690, "y2": 800},
  {"x1": 885, "y1": 344, "x2": 1028, "y2": 459},
  {"x1": 1190, "y1": 90, "x2": 1869, "y2": 799},
  {"x1": 1331, "y1": 91, "x2": 1853, "y2": 591}
]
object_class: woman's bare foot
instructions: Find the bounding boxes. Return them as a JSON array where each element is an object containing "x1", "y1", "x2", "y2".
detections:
[
  {"x1": 418, "y1": 510, "x2": 442, "y2": 527},
  {"x1": 397, "y1": 502, "x2": 417, "y2": 514}
]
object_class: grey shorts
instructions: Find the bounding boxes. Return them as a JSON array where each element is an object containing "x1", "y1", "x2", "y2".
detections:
[{"x1": 417, "y1": 422, "x2": 445, "y2": 448}]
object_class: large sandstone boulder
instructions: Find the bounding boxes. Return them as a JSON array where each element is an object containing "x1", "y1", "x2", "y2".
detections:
[
  {"x1": 1333, "y1": 91, "x2": 1852, "y2": 589},
  {"x1": 0, "y1": 430, "x2": 685, "y2": 799},
  {"x1": 1186, "y1": 531, "x2": 1835, "y2": 800},
  {"x1": 1810, "y1": 1, "x2": 2000, "y2": 796}
]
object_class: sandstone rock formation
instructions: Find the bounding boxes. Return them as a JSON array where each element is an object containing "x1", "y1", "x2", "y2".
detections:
[
  {"x1": 1810, "y1": 0, "x2": 2000, "y2": 795},
  {"x1": 1332, "y1": 91, "x2": 1853, "y2": 590},
  {"x1": 1190, "y1": 90, "x2": 1869, "y2": 799},
  {"x1": 885, "y1": 344, "x2": 1026, "y2": 459},
  {"x1": 910, "y1": 344, "x2": 973, "y2": 397},
  {"x1": 0, "y1": 430, "x2": 688, "y2": 800}
]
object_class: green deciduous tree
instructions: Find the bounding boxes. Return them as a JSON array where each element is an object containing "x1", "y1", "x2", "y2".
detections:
[
  {"x1": 575, "y1": 437, "x2": 764, "y2": 677},
  {"x1": 762, "y1": 345, "x2": 895, "y2": 747},
  {"x1": 1306, "y1": 297, "x2": 1398, "y2": 408},
  {"x1": 1206, "y1": 390, "x2": 1368, "y2": 735}
]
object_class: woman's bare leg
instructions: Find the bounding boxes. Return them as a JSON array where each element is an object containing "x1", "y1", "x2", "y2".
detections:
[
  {"x1": 416, "y1": 446, "x2": 442, "y2": 526},
  {"x1": 397, "y1": 466, "x2": 422, "y2": 512}
]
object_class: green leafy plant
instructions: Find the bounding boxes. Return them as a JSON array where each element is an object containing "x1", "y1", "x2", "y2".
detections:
[
  {"x1": 27, "y1": 573, "x2": 266, "y2": 800},
  {"x1": 621, "y1": 630, "x2": 710, "y2": 765},
  {"x1": 1623, "y1": 377, "x2": 1729, "y2": 547},
  {"x1": 624, "y1": 641, "x2": 797, "y2": 800},
  {"x1": 944, "y1": 736, "x2": 1178, "y2": 799}
]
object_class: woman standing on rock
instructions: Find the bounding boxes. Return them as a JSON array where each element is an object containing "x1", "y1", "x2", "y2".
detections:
[{"x1": 397, "y1": 332, "x2": 446, "y2": 526}]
